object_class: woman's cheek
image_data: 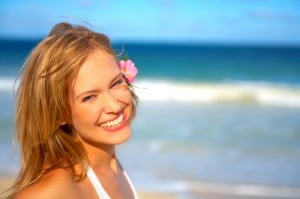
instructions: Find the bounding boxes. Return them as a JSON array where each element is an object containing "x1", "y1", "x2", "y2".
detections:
[{"x1": 112, "y1": 87, "x2": 132, "y2": 103}]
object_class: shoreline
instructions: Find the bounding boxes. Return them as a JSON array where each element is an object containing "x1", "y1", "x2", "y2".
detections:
[
  {"x1": 0, "y1": 176, "x2": 14, "y2": 199},
  {"x1": 2, "y1": 176, "x2": 300, "y2": 199}
]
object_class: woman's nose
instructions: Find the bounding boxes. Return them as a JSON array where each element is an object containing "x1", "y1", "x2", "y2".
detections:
[{"x1": 101, "y1": 91, "x2": 122, "y2": 113}]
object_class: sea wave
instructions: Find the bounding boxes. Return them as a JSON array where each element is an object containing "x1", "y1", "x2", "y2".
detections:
[
  {"x1": 1, "y1": 77, "x2": 300, "y2": 107},
  {"x1": 0, "y1": 77, "x2": 17, "y2": 93},
  {"x1": 135, "y1": 80, "x2": 300, "y2": 107}
]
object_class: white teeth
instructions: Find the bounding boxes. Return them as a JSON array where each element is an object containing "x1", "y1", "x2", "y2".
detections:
[{"x1": 100, "y1": 114, "x2": 123, "y2": 128}]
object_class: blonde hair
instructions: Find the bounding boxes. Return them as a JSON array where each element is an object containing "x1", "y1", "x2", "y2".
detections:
[{"x1": 7, "y1": 22, "x2": 138, "y2": 197}]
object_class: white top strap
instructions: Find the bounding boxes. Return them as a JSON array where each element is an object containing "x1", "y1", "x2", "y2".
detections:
[
  {"x1": 87, "y1": 167, "x2": 111, "y2": 199},
  {"x1": 123, "y1": 170, "x2": 139, "y2": 199},
  {"x1": 87, "y1": 166, "x2": 138, "y2": 199}
]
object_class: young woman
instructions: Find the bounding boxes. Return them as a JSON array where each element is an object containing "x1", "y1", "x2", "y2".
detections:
[{"x1": 8, "y1": 22, "x2": 138, "y2": 199}]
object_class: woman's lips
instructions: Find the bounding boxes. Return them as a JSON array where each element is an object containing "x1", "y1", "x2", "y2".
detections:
[{"x1": 97, "y1": 112, "x2": 127, "y2": 132}]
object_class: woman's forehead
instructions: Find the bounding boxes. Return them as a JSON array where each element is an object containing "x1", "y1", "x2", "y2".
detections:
[{"x1": 72, "y1": 50, "x2": 120, "y2": 94}]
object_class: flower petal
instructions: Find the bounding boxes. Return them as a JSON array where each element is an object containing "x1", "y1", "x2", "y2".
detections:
[{"x1": 118, "y1": 59, "x2": 138, "y2": 83}]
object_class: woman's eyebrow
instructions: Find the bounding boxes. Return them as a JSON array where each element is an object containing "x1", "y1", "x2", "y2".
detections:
[
  {"x1": 109, "y1": 73, "x2": 123, "y2": 85},
  {"x1": 75, "y1": 73, "x2": 123, "y2": 100}
]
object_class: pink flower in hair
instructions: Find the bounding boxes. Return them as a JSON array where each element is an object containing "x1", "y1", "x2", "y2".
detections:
[{"x1": 118, "y1": 59, "x2": 138, "y2": 83}]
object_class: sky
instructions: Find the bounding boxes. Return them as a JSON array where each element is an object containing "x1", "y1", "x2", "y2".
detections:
[{"x1": 1, "y1": 0, "x2": 300, "y2": 45}]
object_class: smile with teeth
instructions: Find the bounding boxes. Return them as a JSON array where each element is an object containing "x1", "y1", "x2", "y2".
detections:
[{"x1": 98, "y1": 113, "x2": 124, "y2": 129}]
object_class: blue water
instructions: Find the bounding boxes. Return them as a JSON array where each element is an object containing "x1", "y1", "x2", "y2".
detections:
[
  {"x1": 1, "y1": 39, "x2": 300, "y2": 196},
  {"x1": 116, "y1": 42, "x2": 300, "y2": 84}
]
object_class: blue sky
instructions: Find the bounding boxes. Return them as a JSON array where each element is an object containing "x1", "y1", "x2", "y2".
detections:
[{"x1": 1, "y1": 0, "x2": 300, "y2": 44}]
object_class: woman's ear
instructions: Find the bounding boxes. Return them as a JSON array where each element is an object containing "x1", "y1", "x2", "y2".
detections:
[
  {"x1": 60, "y1": 122, "x2": 72, "y2": 134},
  {"x1": 60, "y1": 121, "x2": 67, "y2": 126}
]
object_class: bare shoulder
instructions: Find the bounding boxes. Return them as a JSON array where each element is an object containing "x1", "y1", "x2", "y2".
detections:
[{"x1": 14, "y1": 168, "x2": 80, "y2": 199}]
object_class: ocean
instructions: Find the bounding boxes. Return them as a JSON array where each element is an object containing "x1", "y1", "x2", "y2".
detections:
[{"x1": 1, "y1": 39, "x2": 300, "y2": 198}]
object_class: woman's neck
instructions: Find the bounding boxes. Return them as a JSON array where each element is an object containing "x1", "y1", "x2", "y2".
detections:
[{"x1": 85, "y1": 143, "x2": 120, "y2": 173}]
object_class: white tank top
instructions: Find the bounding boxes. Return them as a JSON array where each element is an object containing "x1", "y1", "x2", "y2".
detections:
[{"x1": 87, "y1": 166, "x2": 138, "y2": 199}]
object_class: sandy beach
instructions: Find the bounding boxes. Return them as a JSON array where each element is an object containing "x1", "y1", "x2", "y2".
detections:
[
  {"x1": 0, "y1": 177, "x2": 14, "y2": 199},
  {"x1": 2, "y1": 176, "x2": 300, "y2": 199}
]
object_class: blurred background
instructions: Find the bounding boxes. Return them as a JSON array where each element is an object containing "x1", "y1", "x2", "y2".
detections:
[{"x1": 1, "y1": 1, "x2": 300, "y2": 198}]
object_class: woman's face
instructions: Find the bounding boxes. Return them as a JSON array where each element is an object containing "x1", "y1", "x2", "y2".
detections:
[{"x1": 70, "y1": 49, "x2": 133, "y2": 147}]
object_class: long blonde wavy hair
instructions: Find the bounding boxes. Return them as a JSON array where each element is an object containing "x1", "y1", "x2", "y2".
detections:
[{"x1": 7, "y1": 22, "x2": 138, "y2": 198}]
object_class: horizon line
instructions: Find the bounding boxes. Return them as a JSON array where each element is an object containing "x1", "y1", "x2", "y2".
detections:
[{"x1": 0, "y1": 36, "x2": 299, "y2": 48}]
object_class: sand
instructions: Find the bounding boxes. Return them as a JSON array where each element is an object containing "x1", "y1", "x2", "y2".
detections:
[
  {"x1": 1, "y1": 176, "x2": 299, "y2": 199},
  {"x1": 0, "y1": 177, "x2": 14, "y2": 199}
]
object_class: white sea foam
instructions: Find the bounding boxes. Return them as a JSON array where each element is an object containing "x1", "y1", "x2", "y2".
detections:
[
  {"x1": 0, "y1": 77, "x2": 16, "y2": 92},
  {"x1": 135, "y1": 80, "x2": 300, "y2": 107},
  {"x1": 1, "y1": 77, "x2": 300, "y2": 107}
]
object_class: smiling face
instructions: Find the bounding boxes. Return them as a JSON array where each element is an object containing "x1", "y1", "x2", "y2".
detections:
[{"x1": 70, "y1": 49, "x2": 133, "y2": 147}]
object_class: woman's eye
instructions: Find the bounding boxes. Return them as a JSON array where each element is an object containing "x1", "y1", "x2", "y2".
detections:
[
  {"x1": 112, "y1": 79, "x2": 125, "y2": 87},
  {"x1": 82, "y1": 95, "x2": 95, "y2": 102}
]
